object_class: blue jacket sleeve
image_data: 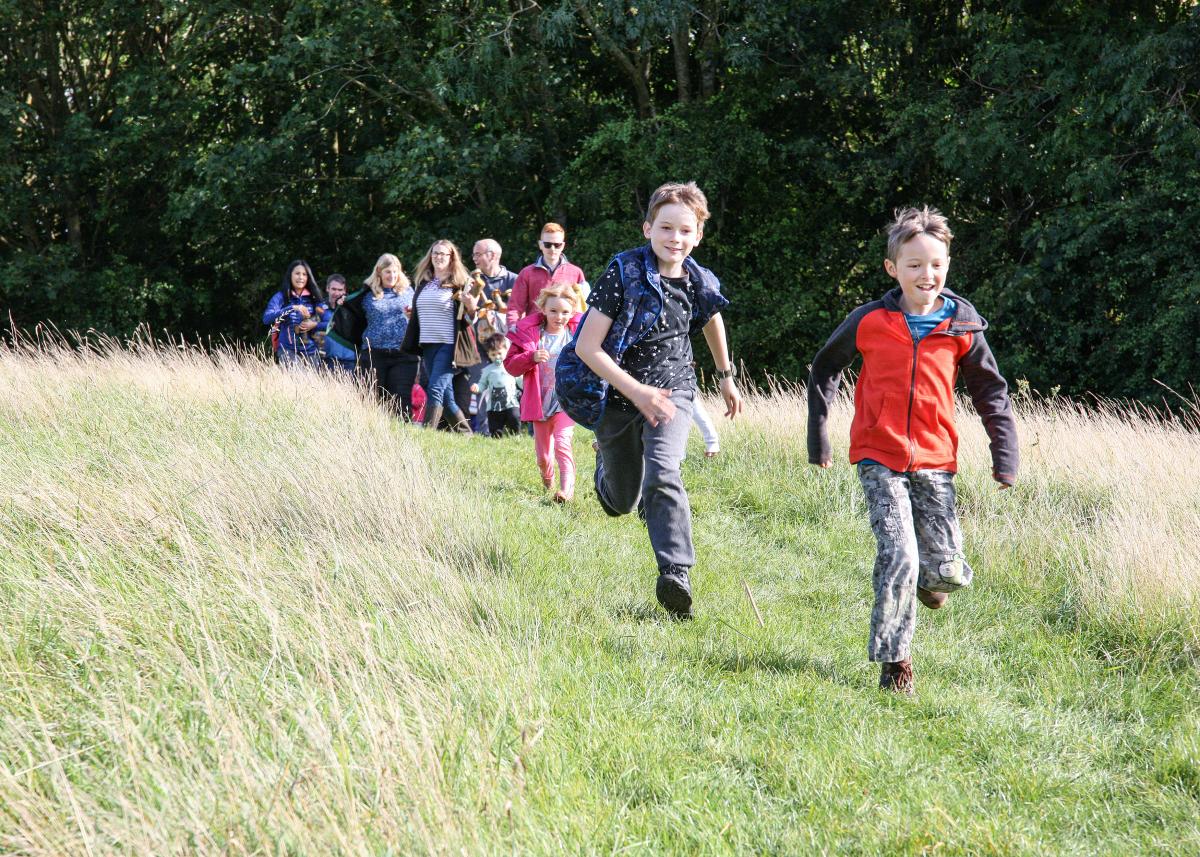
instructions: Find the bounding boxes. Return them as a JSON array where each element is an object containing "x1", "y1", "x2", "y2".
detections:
[{"x1": 263, "y1": 292, "x2": 291, "y2": 327}]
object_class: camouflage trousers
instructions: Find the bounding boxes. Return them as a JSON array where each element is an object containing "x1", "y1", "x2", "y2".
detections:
[{"x1": 857, "y1": 462, "x2": 973, "y2": 663}]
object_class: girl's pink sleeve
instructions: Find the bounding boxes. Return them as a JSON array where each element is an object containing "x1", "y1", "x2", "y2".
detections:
[{"x1": 504, "y1": 334, "x2": 537, "y2": 376}]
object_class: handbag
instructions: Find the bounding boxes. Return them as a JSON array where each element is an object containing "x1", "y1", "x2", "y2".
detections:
[{"x1": 453, "y1": 322, "x2": 480, "y2": 368}]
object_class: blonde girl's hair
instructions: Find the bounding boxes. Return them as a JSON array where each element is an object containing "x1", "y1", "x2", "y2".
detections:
[
  {"x1": 363, "y1": 253, "x2": 410, "y2": 298},
  {"x1": 412, "y1": 239, "x2": 470, "y2": 289},
  {"x1": 534, "y1": 283, "x2": 579, "y2": 313}
]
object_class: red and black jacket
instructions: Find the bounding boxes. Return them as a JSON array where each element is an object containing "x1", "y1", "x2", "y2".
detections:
[{"x1": 807, "y1": 287, "x2": 1018, "y2": 483}]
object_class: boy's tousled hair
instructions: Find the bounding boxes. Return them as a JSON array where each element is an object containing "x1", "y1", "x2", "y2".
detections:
[
  {"x1": 540, "y1": 222, "x2": 565, "y2": 236},
  {"x1": 886, "y1": 206, "x2": 953, "y2": 261},
  {"x1": 484, "y1": 333, "x2": 508, "y2": 352},
  {"x1": 326, "y1": 273, "x2": 346, "y2": 288},
  {"x1": 644, "y1": 181, "x2": 710, "y2": 227}
]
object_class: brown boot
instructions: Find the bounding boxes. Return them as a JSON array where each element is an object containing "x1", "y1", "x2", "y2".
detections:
[
  {"x1": 423, "y1": 405, "x2": 444, "y2": 429},
  {"x1": 917, "y1": 587, "x2": 948, "y2": 609},
  {"x1": 449, "y1": 411, "x2": 473, "y2": 434},
  {"x1": 879, "y1": 659, "x2": 914, "y2": 694}
]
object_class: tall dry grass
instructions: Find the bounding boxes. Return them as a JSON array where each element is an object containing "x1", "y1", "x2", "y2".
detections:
[
  {"x1": 1, "y1": 338, "x2": 533, "y2": 854},
  {"x1": 727, "y1": 376, "x2": 1200, "y2": 650}
]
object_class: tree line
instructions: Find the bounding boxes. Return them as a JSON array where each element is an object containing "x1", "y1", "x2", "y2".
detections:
[{"x1": 3, "y1": 0, "x2": 1198, "y2": 402}]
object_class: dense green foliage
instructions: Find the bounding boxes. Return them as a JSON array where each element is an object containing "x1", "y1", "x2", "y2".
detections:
[{"x1": 3, "y1": 1, "x2": 1198, "y2": 399}]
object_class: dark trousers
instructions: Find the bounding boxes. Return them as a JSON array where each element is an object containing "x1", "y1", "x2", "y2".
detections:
[
  {"x1": 593, "y1": 390, "x2": 695, "y2": 571},
  {"x1": 487, "y1": 408, "x2": 522, "y2": 437},
  {"x1": 367, "y1": 350, "x2": 420, "y2": 421}
]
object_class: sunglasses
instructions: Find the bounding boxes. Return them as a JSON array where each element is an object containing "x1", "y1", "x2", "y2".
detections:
[{"x1": 540, "y1": 241, "x2": 564, "y2": 249}]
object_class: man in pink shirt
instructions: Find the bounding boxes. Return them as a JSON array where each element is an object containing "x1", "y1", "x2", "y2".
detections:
[{"x1": 506, "y1": 222, "x2": 589, "y2": 328}]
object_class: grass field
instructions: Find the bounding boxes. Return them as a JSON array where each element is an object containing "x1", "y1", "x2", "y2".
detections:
[{"x1": 2, "y1": 340, "x2": 1198, "y2": 855}]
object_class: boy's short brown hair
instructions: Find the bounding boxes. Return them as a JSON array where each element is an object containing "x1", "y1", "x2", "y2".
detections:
[
  {"x1": 886, "y1": 206, "x2": 953, "y2": 261},
  {"x1": 644, "y1": 181, "x2": 710, "y2": 227},
  {"x1": 484, "y1": 333, "x2": 508, "y2": 352},
  {"x1": 540, "y1": 222, "x2": 565, "y2": 236}
]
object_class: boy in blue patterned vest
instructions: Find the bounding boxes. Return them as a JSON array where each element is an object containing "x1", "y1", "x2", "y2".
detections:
[{"x1": 557, "y1": 182, "x2": 742, "y2": 618}]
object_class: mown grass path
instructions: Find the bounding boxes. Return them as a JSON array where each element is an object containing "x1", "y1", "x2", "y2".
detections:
[{"x1": 418, "y1": 415, "x2": 1199, "y2": 855}]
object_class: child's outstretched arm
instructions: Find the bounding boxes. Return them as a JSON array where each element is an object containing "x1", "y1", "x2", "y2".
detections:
[
  {"x1": 701, "y1": 313, "x2": 743, "y2": 419},
  {"x1": 960, "y1": 330, "x2": 1019, "y2": 488},
  {"x1": 575, "y1": 309, "x2": 676, "y2": 427},
  {"x1": 807, "y1": 308, "x2": 869, "y2": 468}
]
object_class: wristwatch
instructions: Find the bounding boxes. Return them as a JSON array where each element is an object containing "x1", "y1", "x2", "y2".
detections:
[{"x1": 715, "y1": 366, "x2": 737, "y2": 380}]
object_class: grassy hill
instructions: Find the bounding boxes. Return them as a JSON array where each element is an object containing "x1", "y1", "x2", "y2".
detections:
[{"x1": 2, "y1": 341, "x2": 1198, "y2": 855}]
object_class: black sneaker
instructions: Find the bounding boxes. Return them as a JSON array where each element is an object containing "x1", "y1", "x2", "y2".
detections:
[{"x1": 656, "y1": 565, "x2": 693, "y2": 619}]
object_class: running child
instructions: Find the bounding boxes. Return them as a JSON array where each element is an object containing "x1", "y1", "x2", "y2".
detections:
[
  {"x1": 505, "y1": 285, "x2": 584, "y2": 502},
  {"x1": 556, "y1": 181, "x2": 742, "y2": 619},
  {"x1": 807, "y1": 205, "x2": 1019, "y2": 693}
]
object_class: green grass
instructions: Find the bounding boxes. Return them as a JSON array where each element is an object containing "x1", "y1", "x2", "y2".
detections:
[{"x1": 1, "y1": 342, "x2": 1198, "y2": 855}]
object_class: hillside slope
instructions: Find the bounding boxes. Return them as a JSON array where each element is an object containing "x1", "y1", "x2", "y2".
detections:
[{"x1": 2, "y1": 342, "x2": 1198, "y2": 855}]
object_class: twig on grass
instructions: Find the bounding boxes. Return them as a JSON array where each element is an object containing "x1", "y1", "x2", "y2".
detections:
[{"x1": 743, "y1": 580, "x2": 765, "y2": 628}]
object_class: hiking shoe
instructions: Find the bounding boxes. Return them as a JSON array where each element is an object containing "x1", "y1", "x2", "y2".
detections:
[
  {"x1": 655, "y1": 565, "x2": 693, "y2": 619},
  {"x1": 879, "y1": 659, "x2": 914, "y2": 694},
  {"x1": 917, "y1": 587, "x2": 948, "y2": 610},
  {"x1": 593, "y1": 445, "x2": 621, "y2": 517}
]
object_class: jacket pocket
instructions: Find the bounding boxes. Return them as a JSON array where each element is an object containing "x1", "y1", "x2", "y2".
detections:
[
  {"x1": 860, "y1": 392, "x2": 904, "y2": 449},
  {"x1": 909, "y1": 393, "x2": 955, "y2": 462}
]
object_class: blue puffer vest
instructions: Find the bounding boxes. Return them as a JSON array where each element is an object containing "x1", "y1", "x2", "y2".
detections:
[{"x1": 555, "y1": 244, "x2": 730, "y2": 429}]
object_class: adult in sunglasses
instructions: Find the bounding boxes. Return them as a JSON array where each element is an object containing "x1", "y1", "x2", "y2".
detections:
[{"x1": 506, "y1": 222, "x2": 588, "y2": 328}]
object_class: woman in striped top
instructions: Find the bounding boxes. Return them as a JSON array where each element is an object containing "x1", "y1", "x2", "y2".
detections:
[{"x1": 402, "y1": 239, "x2": 477, "y2": 431}]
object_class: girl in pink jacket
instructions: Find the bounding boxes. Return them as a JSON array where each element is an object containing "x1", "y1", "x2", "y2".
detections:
[{"x1": 504, "y1": 285, "x2": 583, "y2": 502}]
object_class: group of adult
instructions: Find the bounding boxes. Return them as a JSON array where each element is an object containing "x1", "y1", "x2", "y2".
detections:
[{"x1": 261, "y1": 223, "x2": 589, "y2": 432}]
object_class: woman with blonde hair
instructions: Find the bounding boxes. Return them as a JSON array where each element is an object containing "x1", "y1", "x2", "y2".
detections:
[
  {"x1": 401, "y1": 239, "x2": 477, "y2": 431},
  {"x1": 326, "y1": 252, "x2": 421, "y2": 419}
]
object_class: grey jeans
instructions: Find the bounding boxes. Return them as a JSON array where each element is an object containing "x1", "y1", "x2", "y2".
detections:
[
  {"x1": 857, "y1": 462, "x2": 973, "y2": 662},
  {"x1": 593, "y1": 390, "x2": 695, "y2": 571}
]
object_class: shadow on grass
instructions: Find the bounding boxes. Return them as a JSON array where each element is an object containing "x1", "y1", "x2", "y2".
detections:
[
  {"x1": 689, "y1": 643, "x2": 859, "y2": 687},
  {"x1": 611, "y1": 601, "x2": 665, "y2": 623},
  {"x1": 605, "y1": 604, "x2": 862, "y2": 687}
]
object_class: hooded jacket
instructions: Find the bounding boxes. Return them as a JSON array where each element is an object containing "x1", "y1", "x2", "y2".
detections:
[
  {"x1": 504, "y1": 310, "x2": 583, "y2": 422},
  {"x1": 554, "y1": 244, "x2": 730, "y2": 430},
  {"x1": 506, "y1": 257, "x2": 587, "y2": 328},
  {"x1": 807, "y1": 287, "x2": 1018, "y2": 482}
]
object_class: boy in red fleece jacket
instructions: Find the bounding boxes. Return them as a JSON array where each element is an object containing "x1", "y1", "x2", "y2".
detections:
[{"x1": 807, "y1": 206, "x2": 1019, "y2": 694}]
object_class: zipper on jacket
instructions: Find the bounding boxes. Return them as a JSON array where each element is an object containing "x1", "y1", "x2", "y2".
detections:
[
  {"x1": 904, "y1": 322, "x2": 966, "y2": 471},
  {"x1": 905, "y1": 334, "x2": 919, "y2": 471}
]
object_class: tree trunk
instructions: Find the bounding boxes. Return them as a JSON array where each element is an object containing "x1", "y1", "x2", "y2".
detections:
[
  {"x1": 572, "y1": 0, "x2": 655, "y2": 118},
  {"x1": 672, "y1": 18, "x2": 692, "y2": 105}
]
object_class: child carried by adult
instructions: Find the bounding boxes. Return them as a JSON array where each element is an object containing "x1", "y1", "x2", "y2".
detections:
[{"x1": 807, "y1": 205, "x2": 1019, "y2": 694}]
